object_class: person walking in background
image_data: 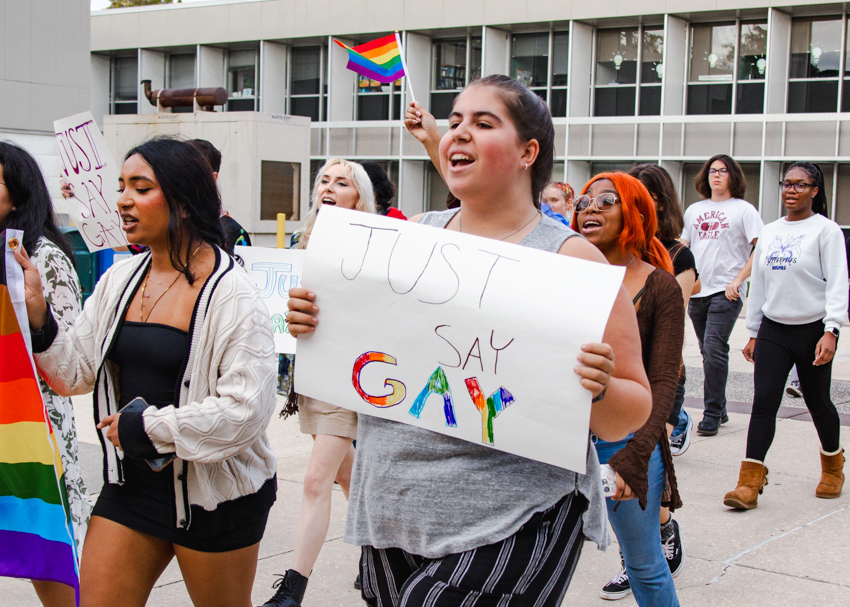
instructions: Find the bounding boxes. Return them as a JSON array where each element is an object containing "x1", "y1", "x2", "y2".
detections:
[
  {"x1": 541, "y1": 180, "x2": 575, "y2": 225},
  {"x1": 289, "y1": 75, "x2": 653, "y2": 607},
  {"x1": 361, "y1": 161, "x2": 407, "y2": 220},
  {"x1": 725, "y1": 162, "x2": 847, "y2": 510},
  {"x1": 680, "y1": 155, "x2": 763, "y2": 437},
  {"x1": 629, "y1": 164, "x2": 699, "y2": 456},
  {"x1": 261, "y1": 158, "x2": 376, "y2": 607},
  {"x1": 16, "y1": 137, "x2": 278, "y2": 607},
  {"x1": 1, "y1": 141, "x2": 93, "y2": 607},
  {"x1": 575, "y1": 173, "x2": 684, "y2": 605}
]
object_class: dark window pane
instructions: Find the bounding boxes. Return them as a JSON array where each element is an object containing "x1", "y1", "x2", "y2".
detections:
[
  {"x1": 531, "y1": 89, "x2": 547, "y2": 103},
  {"x1": 430, "y1": 91, "x2": 459, "y2": 119},
  {"x1": 596, "y1": 29, "x2": 638, "y2": 85},
  {"x1": 434, "y1": 40, "x2": 467, "y2": 90},
  {"x1": 392, "y1": 92, "x2": 402, "y2": 120},
  {"x1": 790, "y1": 18, "x2": 842, "y2": 79},
  {"x1": 788, "y1": 80, "x2": 839, "y2": 113},
  {"x1": 512, "y1": 33, "x2": 549, "y2": 88},
  {"x1": 291, "y1": 96, "x2": 319, "y2": 121},
  {"x1": 687, "y1": 83, "x2": 732, "y2": 115},
  {"x1": 291, "y1": 47, "x2": 321, "y2": 95},
  {"x1": 841, "y1": 81, "x2": 850, "y2": 112},
  {"x1": 358, "y1": 94, "x2": 389, "y2": 120},
  {"x1": 552, "y1": 32, "x2": 569, "y2": 86},
  {"x1": 594, "y1": 87, "x2": 636, "y2": 116},
  {"x1": 639, "y1": 86, "x2": 661, "y2": 115},
  {"x1": 261, "y1": 161, "x2": 301, "y2": 221},
  {"x1": 738, "y1": 23, "x2": 768, "y2": 81},
  {"x1": 550, "y1": 89, "x2": 567, "y2": 117},
  {"x1": 113, "y1": 102, "x2": 137, "y2": 115},
  {"x1": 641, "y1": 29, "x2": 664, "y2": 85},
  {"x1": 114, "y1": 57, "x2": 138, "y2": 101},
  {"x1": 736, "y1": 82, "x2": 764, "y2": 114},
  {"x1": 227, "y1": 98, "x2": 255, "y2": 112}
]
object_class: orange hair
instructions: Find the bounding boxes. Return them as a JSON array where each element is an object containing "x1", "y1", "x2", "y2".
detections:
[{"x1": 574, "y1": 172, "x2": 674, "y2": 274}]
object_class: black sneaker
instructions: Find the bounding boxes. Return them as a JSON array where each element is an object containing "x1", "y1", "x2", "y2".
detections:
[
  {"x1": 600, "y1": 551, "x2": 631, "y2": 600},
  {"x1": 261, "y1": 569, "x2": 309, "y2": 607},
  {"x1": 661, "y1": 517, "x2": 685, "y2": 578},
  {"x1": 786, "y1": 381, "x2": 803, "y2": 398},
  {"x1": 669, "y1": 412, "x2": 693, "y2": 456},
  {"x1": 354, "y1": 573, "x2": 361, "y2": 590},
  {"x1": 697, "y1": 417, "x2": 719, "y2": 436}
]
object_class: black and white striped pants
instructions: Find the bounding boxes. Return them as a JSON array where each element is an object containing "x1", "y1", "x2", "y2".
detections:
[{"x1": 359, "y1": 493, "x2": 587, "y2": 607}]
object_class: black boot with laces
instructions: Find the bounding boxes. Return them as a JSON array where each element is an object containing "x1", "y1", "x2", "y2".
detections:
[{"x1": 260, "y1": 569, "x2": 309, "y2": 607}]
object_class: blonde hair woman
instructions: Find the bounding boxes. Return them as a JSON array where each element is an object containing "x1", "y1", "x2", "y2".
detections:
[{"x1": 262, "y1": 158, "x2": 375, "y2": 607}]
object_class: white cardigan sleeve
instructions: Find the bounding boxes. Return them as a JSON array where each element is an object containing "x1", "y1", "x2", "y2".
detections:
[{"x1": 140, "y1": 279, "x2": 277, "y2": 464}]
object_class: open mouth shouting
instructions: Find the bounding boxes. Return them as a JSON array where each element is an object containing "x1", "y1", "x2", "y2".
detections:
[
  {"x1": 121, "y1": 213, "x2": 139, "y2": 232},
  {"x1": 580, "y1": 217, "x2": 603, "y2": 236},
  {"x1": 449, "y1": 153, "x2": 474, "y2": 169},
  {"x1": 321, "y1": 197, "x2": 336, "y2": 206}
]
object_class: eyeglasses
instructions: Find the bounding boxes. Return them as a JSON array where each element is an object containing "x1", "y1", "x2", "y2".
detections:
[
  {"x1": 575, "y1": 193, "x2": 620, "y2": 213},
  {"x1": 707, "y1": 168, "x2": 728, "y2": 176},
  {"x1": 779, "y1": 181, "x2": 815, "y2": 193}
]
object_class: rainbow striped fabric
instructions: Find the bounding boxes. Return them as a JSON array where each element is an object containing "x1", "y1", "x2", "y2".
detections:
[
  {"x1": 334, "y1": 33, "x2": 406, "y2": 84},
  {"x1": 0, "y1": 230, "x2": 79, "y2": 600}
]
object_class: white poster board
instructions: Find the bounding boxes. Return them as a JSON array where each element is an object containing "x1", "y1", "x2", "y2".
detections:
[
  {"x1": 295, "y1": 207, "x2": 625, "y2": 472},
  {"x1": 53, "y1": 112, "x2": 128, "y2": 252},
  {"x1": 236, "y1": 247, "x2": 304, "y2": 354}
]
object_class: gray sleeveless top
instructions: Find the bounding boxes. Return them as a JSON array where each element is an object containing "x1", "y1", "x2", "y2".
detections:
[{"x1": 344, "y1": 209, "x2": 610, "y2": 558}]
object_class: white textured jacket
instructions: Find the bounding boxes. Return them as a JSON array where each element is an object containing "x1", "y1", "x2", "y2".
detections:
[{"x1": 34, "y1": 249, "x2": 277, "y2": 530}]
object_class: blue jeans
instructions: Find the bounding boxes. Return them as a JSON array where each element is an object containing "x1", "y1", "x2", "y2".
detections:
[
  {"x1": 596, "y1": 437, "x2": 680, "y2": 607},
  {"x1": 688, "y1": 292, "x2": 743, "y2": 423}
]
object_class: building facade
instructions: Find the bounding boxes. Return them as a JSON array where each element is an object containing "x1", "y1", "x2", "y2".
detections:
[
  {"x1": 2, "y1": 0, "x2": 92, "y2": 218},
  {"x1": 90, "y1": 0, "x2": 850, "y2": 232}
]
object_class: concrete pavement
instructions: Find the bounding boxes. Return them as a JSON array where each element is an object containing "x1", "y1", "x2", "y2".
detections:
[{"x1": 3, "y1": 314, "x2": 849, "y2": 605}]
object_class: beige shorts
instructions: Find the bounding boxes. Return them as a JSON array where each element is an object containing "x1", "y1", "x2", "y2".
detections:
[{"x1": 297, "y1": 395, "x2": 358, "y2": 440}]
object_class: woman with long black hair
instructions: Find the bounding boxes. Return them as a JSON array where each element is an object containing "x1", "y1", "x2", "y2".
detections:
[
  {"x1": 0, "y1": 141, "x2": 91, "y2": 607},
  {"x1": 725, "y1": 162, "x2": 847, "y2": 509},
  {"x1": 15, "y1": 136, "x2": 277, "y2": 607}
]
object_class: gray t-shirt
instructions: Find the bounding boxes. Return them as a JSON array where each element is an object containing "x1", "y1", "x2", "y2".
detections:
[{"x1": 344, "y1": 209, "x2": 610, "y2": 558}]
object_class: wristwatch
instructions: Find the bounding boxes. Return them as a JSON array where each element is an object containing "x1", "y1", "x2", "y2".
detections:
[{"x1": 826, "y1": 327, "x2": 840, "y2": 338}]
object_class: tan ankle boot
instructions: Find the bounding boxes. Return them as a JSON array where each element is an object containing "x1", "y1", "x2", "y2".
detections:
[
  {"x1": 724, "y1": 460, "x2": 769, "y2": 510},
  {"x1": 816, "y1": 448, "x2": 845, "y2": 499}
]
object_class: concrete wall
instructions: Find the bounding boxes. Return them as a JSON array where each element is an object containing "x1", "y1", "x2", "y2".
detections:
[
  {"x1": 90, "y1": 0, "x2": 848, "y2": 51},
  {"x1": 1, "y1": 0, "x2": 90, "y2": 134}
]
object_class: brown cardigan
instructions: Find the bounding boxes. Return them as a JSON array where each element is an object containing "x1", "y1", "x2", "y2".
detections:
[{"x1": 607, "y1": 267, "x2": 684, "y2": 511}]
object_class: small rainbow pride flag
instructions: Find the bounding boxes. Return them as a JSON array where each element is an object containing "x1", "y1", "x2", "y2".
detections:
[
  {"x1": 334, "y1": 33, "x2": 407, "y2": 84},
  {"x1": 0, "y1": 230, "x2": 80, "y2": 602}
]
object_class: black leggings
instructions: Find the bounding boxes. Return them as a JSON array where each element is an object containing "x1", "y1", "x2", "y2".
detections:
[{"x1": 746, "y1": 317, "x2": 841, "y2": 461}]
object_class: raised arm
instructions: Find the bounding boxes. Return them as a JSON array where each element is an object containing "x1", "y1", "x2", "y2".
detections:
[{"x1": 404, "y1": 101, "x2": 443, "y2": 181}]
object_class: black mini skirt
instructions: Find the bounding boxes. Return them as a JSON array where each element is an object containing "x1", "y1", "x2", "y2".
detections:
[{"x1": 93, "y1": 458, "x2": 276, "y2": 553}]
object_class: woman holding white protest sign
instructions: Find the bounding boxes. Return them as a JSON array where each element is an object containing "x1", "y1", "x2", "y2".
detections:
[
  {"x1": 260, "y1": 157, "x2": 376, "y2": 607},
  {"x1": 1, "y1": 141, "x2": 92, "y2": 607},
  {"x1": 575, "y1": 173, "x2": 684, "y2": 605},
  {"x1": 287, "y1": 75, "x2": 651, "y2": 606},
  {"x1": 15, "y1": 136, "x2": 277, "y2": 607}
]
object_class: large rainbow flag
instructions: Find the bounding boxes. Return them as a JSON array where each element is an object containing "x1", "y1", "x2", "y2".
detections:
[
  {"x1": 334, "y1": 33, "x2": 406, "y2": 84},
  {"x1": 0, "y1": 230, "x2": 80, "y2": 602}
]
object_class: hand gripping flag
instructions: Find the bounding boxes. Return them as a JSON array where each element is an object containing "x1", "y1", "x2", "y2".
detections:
[{"x1": 0, "y1": 230, "x2": 80, "y2": 603}]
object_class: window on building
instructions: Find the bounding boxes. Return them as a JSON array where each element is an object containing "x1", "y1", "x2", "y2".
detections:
[
  {"x1": 112, "y1": 56, "x2": 138, "y2": 115},
  {"x1": 594, "y1": 26, "x2": 663, "y2": 117},
  {"x1": 511, "y1": 31, "x2": 569, "y2": 118},
  {"x1": 227, "y1": 49, "x2": 257, "y2": 111},
  {"x1": 168, "y1": 53, "x2": 196, "y2": 113},
  {"x1": 290, "y1": 46, "x2": 327, "y2": 122},
  {"x1": 430, "y1": 37, "x2": 482, "y2": 119},
  {"x1": 688, "y1": 21, "x2": 767, "y2": 115},
  {"x1": 788, "y1": 17, "x2": 842, "y2": 113}
]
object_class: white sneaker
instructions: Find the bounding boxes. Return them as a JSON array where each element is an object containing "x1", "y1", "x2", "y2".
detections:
[
  {"x1": 785, "y1": 381, "x2": 802, "y2": 398},
  {"x1": 670, "y1": 412, "x2": 693, "y2": 457}
]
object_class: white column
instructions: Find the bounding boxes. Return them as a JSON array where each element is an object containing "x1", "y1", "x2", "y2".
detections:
[
  {"x1": 765, "y1": 8, "x2": 791, "y2": 115},
  {"x1": 260, "y1": 41, "x2": 288, "y2": 114},
  {"x1": 139, "y1": 49, "x2": 165, "y2": 115},
  {"x1": 482, "y1": 27, "x2": 509, "y2": 77},
  {"x1": 400, "y1": 160, "x2": 427, "y2": 217},
  {"x1": 198, "y1": 45, "x2": 226, "y2": 88},
  {"x1": 661, "y1": 15, "x2": 688, "y2": 117},
  {"x1": 404, "y1": 32, "x2": 431, "y2": 112},
  {"x1": 567, "y1": 21, "x2": 593, "y2": 118},
  {"x1": 328, "y1": 35, "x2": 355, "y2": 121},
  {"x1": 760, "y1": 161, "x2": 782, "y2": 222},
  {"x1": 90, "y1": 54, "x2": 110, "y2": 129}
]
